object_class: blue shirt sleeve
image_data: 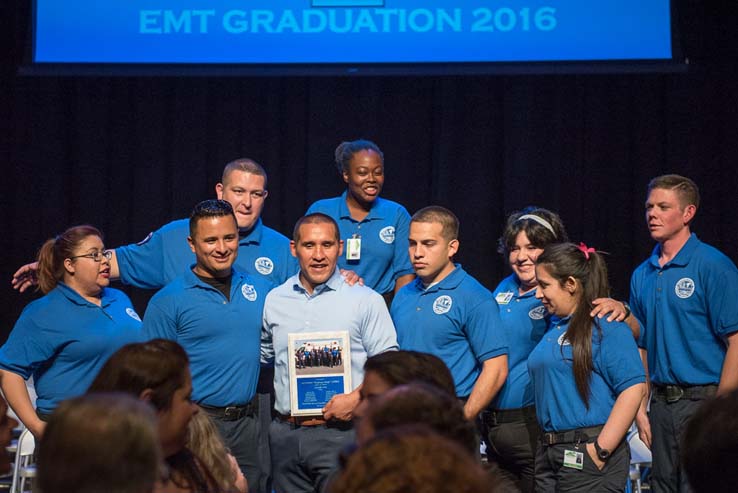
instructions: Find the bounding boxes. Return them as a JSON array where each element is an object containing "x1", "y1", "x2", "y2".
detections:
[
  {"x1": 115, "y1": 227, "x2": 170, "y2": 289},
  {"x1": 464, "y1": 298, "x2": 508, "y2": 363},
  {"x1": 630, "y1": 269, "x2": 648, "y2": 349},
  {"x1": 359, "y1": 291, "x2": 399, "y2": 356},
  {"x1": 704, "y1": 261, "x2": 738, "y2": 338},
  {"x1": 391, "y1": 206, "x2": 414, "y2": 280},
  {"x1": 0, "y1": 310, "x2": 57, "y2": 379},
  {"x1": 597, "y1": 322, "x2": 646, "y2": 394},
  {"x1": 142, "y1": 295, "x2": 178, "y2": 341}
]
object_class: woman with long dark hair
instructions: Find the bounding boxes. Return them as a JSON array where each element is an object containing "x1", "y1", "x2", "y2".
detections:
[
  {"x1": 89, "y1": 339, "x2": 222, "y2": 493},
  {"x1": 528, "y1": 242, "x2": 646, "y2": 491},
  {"x1": 0, "y1": 225, "x2": 143, "y2": 438}
]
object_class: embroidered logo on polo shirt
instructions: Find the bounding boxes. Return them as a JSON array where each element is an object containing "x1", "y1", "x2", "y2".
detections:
[
  {"x1": 557, "y1": 333, "x2": 571, "y2": 346},
  {"x1": 675, "y1": 278, "x2": 695, "y2": 299},
  {"x1": 529, "y1": 306, "x2": 547, "y2": 320},
  {"x1": 242, "y1": 284, "x2": 258, "y2": 302},
  {"x1": 379, "y1": 226, "x2": 395, "y2": 244},
  {"x1": 254, "y1": 257, "x2": 274, "y2": 275},
  {"x1": 433, "y1": 295, "x2": 453, "y2": 314},
  {"x1": 126, "y1": 307, "x2": 142, "y2": 322}
]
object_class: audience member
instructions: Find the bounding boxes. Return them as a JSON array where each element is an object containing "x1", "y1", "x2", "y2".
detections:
[
  {"x1": 187, "y1": 411, "x2": 248, "y2": 493},
  {"x1": 331, "y1": 426, "x2": 494, "y2": 493},
  {"x1": 682, "y1": 390, "x2": 738, "y2": 492},
  {"x1": 88, "y1": 339, "x2": 220, "y2": 493},
  {"x1": 37, "y1": 393, "x2": 161, "y2": 493}
]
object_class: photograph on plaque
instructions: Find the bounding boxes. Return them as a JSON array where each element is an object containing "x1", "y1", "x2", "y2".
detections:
[{"x1": 287, "y1": 331, "x2": 351, "y2": 416}]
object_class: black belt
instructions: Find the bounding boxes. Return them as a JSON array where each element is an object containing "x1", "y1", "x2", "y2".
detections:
[
  {"x1": 200, "y1": 401, "x2": 256, "y2": 421},
  {"x1": 541, "y1": 425, "x2": 604, "y2": 446},
  {"x1": 653, "y1": 384, "x2": 717, "y2": 403},
  {"x1": 482, "y1": 406, "x2": 536, "y2": 426}
]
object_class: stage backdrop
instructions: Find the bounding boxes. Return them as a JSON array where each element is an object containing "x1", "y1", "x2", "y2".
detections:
[{"x1": 1, "y1": 0, "x2": 737, "y2": 340}]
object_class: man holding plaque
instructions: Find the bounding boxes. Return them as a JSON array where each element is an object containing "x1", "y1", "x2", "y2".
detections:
[
  {"x1": 391, "y1": 206, "x2": 509, "y2": 420},
  {"x1": 262, "y1": 213, "x2": 397, "y2": 493}
]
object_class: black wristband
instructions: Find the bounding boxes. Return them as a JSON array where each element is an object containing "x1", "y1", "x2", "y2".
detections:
[{"x1": 622, "y1": 301, "x2": 631, "y2": 319}]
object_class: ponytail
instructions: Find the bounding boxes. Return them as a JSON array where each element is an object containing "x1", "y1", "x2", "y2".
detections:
[
  {"x1": 537, "y1": 242, "x2": 610, "y2": 408},
  {"x1": 36, "y1": 225, "x2": 103, "y2": 294}
]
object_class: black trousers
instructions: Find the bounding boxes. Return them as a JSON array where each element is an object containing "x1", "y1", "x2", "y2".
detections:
[
  {"x1": 484, "y1": 408, "x2": 540, "y2": 493},
  {"x1": 649, "y1": 395, "x2": 705, "y2": 493},
  {"x1": 535, "y1": 435, "x2": 630, "y2": 492}
]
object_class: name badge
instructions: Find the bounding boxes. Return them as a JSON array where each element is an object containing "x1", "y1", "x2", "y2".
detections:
[
  {"x1": 563, "y1": 449, "x2": 584, "y2": 470},
  {"x1": 495, "y1": 291, "x2": 514, "y2": 305},
  {"x1": 346, "y1": 235, "x2": 361, "y2": 260}
]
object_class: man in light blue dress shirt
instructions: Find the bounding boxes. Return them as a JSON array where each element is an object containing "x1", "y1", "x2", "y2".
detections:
[{"x1": 262, "y1": 213, "x2": 397, "y2": 493}]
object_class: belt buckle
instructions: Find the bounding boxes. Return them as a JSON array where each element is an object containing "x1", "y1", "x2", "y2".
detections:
[
  {"x1": 543, "y1": 433, "x2": 555, "y2": 446},
  {"x1": 665, "y1": 385, "x2": 684, "y2": 403},
  {"x1": 224, "y1": 406, "x2": 242, "y2": 420}
]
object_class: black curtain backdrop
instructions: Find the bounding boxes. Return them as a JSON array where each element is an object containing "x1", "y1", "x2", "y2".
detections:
[{"x1": 2, "y1": 1, "x2": 737, "y2": 340}]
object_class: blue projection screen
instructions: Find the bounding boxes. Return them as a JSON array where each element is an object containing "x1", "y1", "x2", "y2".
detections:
[{"x1": 33, "y1": 0, "x2": 673, "y2": 66}]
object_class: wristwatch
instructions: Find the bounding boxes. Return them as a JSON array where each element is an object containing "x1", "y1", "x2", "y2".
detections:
[
  {"x1": 622, "y1": 301, "x2": 632, "y2": 319},
  {"x1": 594, "y1": 440, "x2": 611, "y2": 461}
]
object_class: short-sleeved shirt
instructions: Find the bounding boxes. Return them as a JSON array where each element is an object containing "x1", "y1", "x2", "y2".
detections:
[
  {"x1": 391, "y1": 265, "x2": 508, "y2": 398},
  {"x1": 0, "y1": 284, "x2": 144, "y2": 414},
  {"x1": 630, "y1": 234, "x2": 738, "y2": 385},
  {"x1": 492, "y1": 274, "x2": 549, "y2": 409},
  {"x1": 262, "y1": 268, "x2": 398, "y2": 415},
  {"x1": 142, "y1": 267, "x2": 272, "y2": 406},
  {"x1": 116, "y1": 218, "x2": 297, "y2": 289},
  {"x1": 307, "y1": 192, "x2": 413, "y2": 295},
  {"x1": 527, "y1": 316, "x2": 645, "y2": 432}
]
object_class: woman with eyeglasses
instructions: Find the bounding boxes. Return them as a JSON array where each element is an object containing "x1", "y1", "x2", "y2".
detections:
[{"x1": 0, "y1": 225, "x2": 144, "y2": 438}]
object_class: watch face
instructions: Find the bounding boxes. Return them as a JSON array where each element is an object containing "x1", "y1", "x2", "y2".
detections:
[{"x1": 598, "y1": 450, "x2": 610, "y2": 460}]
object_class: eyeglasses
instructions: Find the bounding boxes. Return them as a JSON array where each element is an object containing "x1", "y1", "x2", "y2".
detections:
[{"x1": 68, "y1": 250, "x2": 113, "y2": 262}]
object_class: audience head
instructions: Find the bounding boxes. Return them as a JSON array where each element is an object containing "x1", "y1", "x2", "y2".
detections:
[
  {"x1": 331, "y1": 426, "x2": 493, "y2": 493},
  {"x1": 38, "y1": 393, "x2": 161, "y2": 493},
  {"x1": 683, "y1": 390, "x2": 738, "y2": 492},
  {"x1": 357, "y1": 382, "x2": 477, "y2": 455},
  {"x1": 357, "y1": 350, "x2": 456, "y2": 418},
  {"x1": 186, "y1": 411, "x2": 240, "y2": 492},
  {"x1": 36, "y1": 224, "x2": 107, "y2": 294},
  {"x1": 88, "y1": 339, "x2": 196, "y2": 458}
]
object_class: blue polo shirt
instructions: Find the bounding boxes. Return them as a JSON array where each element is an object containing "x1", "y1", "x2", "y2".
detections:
[
  {"x1": 0, "y1": 284, "x2": 144, "y2": 414},
  {"x1": 527, "y1": 316, "x2": 645, "y2": 432},
  {"x1": 262, "y1": 268, "x2": 398, "y2": 415},
  {"x1": 116, "y1": 218, "x2": 297, "y2": 289},
  {"x1": 630, "y1": 233, "x2": 738, "y2": 386},
  {"x1": 492, "y1": 274, "x2": 549, "y2": 410},
  {"x1": 307, "y1": 191, "x2": 413, "y2": 295},
  {"x1": 391, "y1": 265, "x2": 508, "y2": 398},
  {"x1": 142, "y1": 267, "x2": 272, "y2": 407}
]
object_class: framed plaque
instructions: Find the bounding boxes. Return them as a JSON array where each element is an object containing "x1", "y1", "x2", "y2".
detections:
[{"x1": 287, "y1": 331, "x2": 351, "y2": 416}]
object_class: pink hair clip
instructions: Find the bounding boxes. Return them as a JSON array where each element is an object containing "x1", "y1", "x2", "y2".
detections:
[{"x1": 578, "y1": 242, "x2": 596, "y2": 260}]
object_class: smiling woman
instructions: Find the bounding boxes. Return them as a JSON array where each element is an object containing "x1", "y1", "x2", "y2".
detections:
[
  {"x1": 0, "y1": 225, "x2": 144, "y2": 439},
  {"x1": 307, "y1": 139, "x2": 415, "y2": 299}
]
